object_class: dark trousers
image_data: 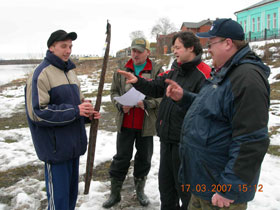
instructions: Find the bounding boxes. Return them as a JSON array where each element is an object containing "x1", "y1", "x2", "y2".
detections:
[
  {"x1": 159, "y1": 142, "x2": 191, "y2": 210},
  {"x1": 109, "y1": 128, "x2": 153, "y2": 181},
  {"x1": 45, "y1": 157, "x2": 79, "y2": 210}
]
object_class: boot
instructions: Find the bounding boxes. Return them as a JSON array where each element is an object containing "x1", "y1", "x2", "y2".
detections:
[
  {"x1": 102, "y1": 178, "x2": 123, "y2": 208},
  {"x1": 134, "y1": 177, "x2": 150, "y2": 206}
]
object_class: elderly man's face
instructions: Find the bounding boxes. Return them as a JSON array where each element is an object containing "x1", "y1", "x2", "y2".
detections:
[
  {"x1": 207, "y1": 37, "x2": 228, "y2": 69},
  {"x1": 49, "y1": 39, "x2": 73, "y2": 62}
]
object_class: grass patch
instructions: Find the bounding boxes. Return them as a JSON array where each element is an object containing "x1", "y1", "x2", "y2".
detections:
[
  {"x1": 267, "y1": 145, "x2": 280, "y2": 156},
  {"x1": 0, "y1": 78, "x2": 27, "y2": 93},
  {"x1": 4, "y1": 139, "x2": 17, "y2": 143},
  {"x1": 0, "y1": 195, "x2": 13, "y2": 206},
  {"x1": 270, "y1": 81, "x2": 280, "y2": 101},
  {"x1": 98, "y1": 101, "x2": 117, "y2": 132},
  {"x1": 92, "y1": 160, "x2": 111, "y2": 182},
  {"x1": 0, "y1": 165, "x2": 44, "y2": 188},
  {"x1": 269, "y1": 126, "x2": 280, "y2": 138},
  {"x1": 83, "y1": 90, "x2": 111, "y2": 99},
  {"x1": 0, "y1": 112, "x2": 28, "y2": 130}
]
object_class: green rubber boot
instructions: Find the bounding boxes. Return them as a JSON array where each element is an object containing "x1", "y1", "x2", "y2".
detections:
[
  {"x1": 102, "y1": 178, "x2": 123, "y2": 208},
  {"x1": 134, "y1": 177, "x2": 150, "y2": 206}
]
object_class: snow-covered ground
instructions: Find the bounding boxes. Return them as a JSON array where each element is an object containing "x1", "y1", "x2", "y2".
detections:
[{"x1": 1, "y1": 40, "x2": 280, "y2": 209}]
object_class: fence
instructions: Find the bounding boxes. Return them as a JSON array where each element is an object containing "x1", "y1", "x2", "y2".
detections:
[{"x1": 246, "y1": 28, "x2": 280, "y2": 42}]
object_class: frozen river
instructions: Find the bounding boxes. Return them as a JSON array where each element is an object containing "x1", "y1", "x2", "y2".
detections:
[{"x1": 0, "y1": 64, "x2": 35, "y2": 85}]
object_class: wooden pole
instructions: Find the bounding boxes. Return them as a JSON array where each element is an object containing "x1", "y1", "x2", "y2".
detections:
[{"x1": 84, "y1": 20, "x2": 111, "y2": 194}]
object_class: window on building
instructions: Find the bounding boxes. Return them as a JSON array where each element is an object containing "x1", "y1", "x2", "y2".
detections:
[
  {"x1": 244, "y1": 20, "x2": 247, "y2": 32},
  {"x1": 273, "y1": 13, "x2": 277, "y2": 28},
  {"x1": 267, "y1": 14, "x2": 271, "y2": 29},
  {"x1": 252, "y1": 18, "x2": 255, "y2": 32},
  {"x1": 257, "y1": 17, "x2": 260, "y2": 32}
]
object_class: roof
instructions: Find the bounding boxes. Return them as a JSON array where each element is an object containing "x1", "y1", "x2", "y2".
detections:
[
  {"x1": 181, "y1": 19, "x2": 212, "y2": 29},
  {"x1": 235, "y1": 0, "x2": 279, "y2": 14},
  {"x1": 150, "y1": 42, "x2": 157, "y2": 48}
]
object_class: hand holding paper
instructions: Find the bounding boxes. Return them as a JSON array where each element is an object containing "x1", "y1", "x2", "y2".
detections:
[{"x1": 114, "y1": 87, "x2": 145, "y2": 106}]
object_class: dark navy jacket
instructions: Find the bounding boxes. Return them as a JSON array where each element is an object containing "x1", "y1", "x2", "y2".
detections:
[
  {"x1": 179, "y1": 45, "x2": 270, "y2": 203},
  {"x1": 25, "y1": 51, "x2": 87, "y2": 163}
]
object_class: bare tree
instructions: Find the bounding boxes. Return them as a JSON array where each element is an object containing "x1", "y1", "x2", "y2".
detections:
[
  {"x1": 151, "y1": 17, "x2": 177, "y2": 38},
  {"x1": 129, "y1": 30, "x2": 146, "y2": 40}
]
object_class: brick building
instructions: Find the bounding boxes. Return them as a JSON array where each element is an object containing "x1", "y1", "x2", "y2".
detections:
[
  {"x1": 180, "y1": 19, "x2": 212, "y2": 47},
  {"x1": 156, "y1": 32, "x2": 177, "y2": 55}
]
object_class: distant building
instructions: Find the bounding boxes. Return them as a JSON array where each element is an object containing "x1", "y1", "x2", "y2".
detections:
[
  {"x1": 116, "y1": 47, "x2": 131, "y2": 58},
  {"x1": 180, "y1": 19, "x2": 212, "y2": 47},
  {"x1": 235, "y1": 0, "x2": 280, "y2": 41},
  {"x1": 156, "y1": 32, "x2": 177, "y2": 55},
  {"x1": 150, "y1": 42, "x2": 157, "y2": 56}
]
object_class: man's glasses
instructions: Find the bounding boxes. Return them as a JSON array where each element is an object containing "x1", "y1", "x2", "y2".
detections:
[{"x1": 206, "y1": 39, "x2": 226, "y2": 49}]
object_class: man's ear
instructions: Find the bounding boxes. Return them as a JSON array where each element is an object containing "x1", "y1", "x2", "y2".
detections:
[
  {"x1": 49, "y1": 42, "x2": 56, "y2": 52},
  {"x1": 190, "y1": 46, "x2": 194, "y2": 52},
  {"x1": 225, "y1": 38, "x2": 234, "y2": 50}
]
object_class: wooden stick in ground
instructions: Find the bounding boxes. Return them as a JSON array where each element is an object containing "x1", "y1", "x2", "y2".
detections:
[{"x1": 84, "y1": 20, "x2": 111, "y2": 194}]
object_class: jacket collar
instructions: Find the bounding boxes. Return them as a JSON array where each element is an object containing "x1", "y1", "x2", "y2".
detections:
[
  {"x1": 175, "y1": 54, "x2": 202, "y2": 75},
  {"x1": 181, "y1": 53, "x2": 202, "y2": 69},
  {"x1": 125, "y1": 57, "x2": 153, "y2": 72},
  {"x1": 45, "y1": 50, "x2": 76, "y2": 72},
  {"x1": 212, "y1": 44, "x2": 270, "y2": 83}
]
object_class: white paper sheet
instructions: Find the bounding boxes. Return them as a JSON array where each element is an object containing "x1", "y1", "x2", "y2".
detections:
[{"x1": 114, "y1": 87, "x2": 145, "y2": 106}]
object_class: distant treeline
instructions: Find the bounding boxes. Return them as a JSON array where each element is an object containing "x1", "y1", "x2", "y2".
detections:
[{"x1": 0, "y1": 59, "x2": 42, "y2": 65}]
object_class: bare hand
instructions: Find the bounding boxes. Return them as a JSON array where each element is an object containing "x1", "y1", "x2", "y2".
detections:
[
  {"x1": 211, "y1": 193, "x2": 234, "y2": 208},
  {"x1": 137, "y1": 101, "x2": 145, "y2": 110},
  {"x1": 123, "y1": 106, "x2": 132, "y2": 113},
  {"x1": 78, "y1": 102, "x2": 95, "y2": 117},
  {"x1": 117, "y1": 69, "x2": 138, "y2": 84},
  {"x1": 89, "y1": 110, "x2": 101, "y2": 120},
  {"x1": 165, "y1": 79, "x2": 183, "y2": 101}
]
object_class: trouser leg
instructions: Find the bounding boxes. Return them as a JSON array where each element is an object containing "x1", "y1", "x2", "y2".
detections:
[
  {"x1": 159, "y1": 142, "x2": 180, "y2": 210},
  {"x1": 133, "y1": 132, "x2": 153, "y2": 178},
  {"x1": 172, "y1": 144, "x2": 191, "y2": 210},
  {"x1": 69, "y1": 158, "x2": 79, "y2": 210},
  {"x1": 45, "y1": 157, "x2": 79, "y2": 210},
  {"x1": 109, "y1": 128, "x2": 135, "y2": 181}
]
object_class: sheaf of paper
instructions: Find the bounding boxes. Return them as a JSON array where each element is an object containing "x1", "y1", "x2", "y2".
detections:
[{"x1": 114, "y1": 87, "x2": 145, "y2": 106}]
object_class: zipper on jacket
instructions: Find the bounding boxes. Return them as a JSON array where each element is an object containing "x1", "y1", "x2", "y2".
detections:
[
  {"x1": 64, "y1": 72, "x2": 85, "y2": 149},
  {"x1": 52, "y1": 136, "x2": 57, "y2": 154},
  {"x1": 64, "y1": 71, "x2": 77, "y2": 106}
]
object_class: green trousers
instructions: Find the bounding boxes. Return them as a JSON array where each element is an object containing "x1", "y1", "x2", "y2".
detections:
[{"x1": 188, "y1": 194, "x2": 247, "y2": 210}]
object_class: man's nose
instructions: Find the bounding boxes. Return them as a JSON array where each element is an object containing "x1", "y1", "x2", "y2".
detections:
[{"x1": 66, "y1": 47, "x2": 72, "y2": 54}]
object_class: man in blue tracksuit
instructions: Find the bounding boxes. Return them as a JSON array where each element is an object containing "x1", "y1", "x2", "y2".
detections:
[
  {"x1": 25, "y1": 30, "x2": 100, "y2": 210},
  {"x1": 165, "y1": 19, "x2": 270, "y2": 210}
]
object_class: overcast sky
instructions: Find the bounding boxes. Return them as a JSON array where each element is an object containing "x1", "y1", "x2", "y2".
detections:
[{"x1": 0, "y1": 0, "x2": 258, "y2": 59}]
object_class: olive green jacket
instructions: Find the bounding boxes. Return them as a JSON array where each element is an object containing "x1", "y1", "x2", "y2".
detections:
[{"x1": 111, "y1": 58, "x2": 163, "y2": 137}]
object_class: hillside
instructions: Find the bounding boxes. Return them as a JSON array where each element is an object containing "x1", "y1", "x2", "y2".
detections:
[{"x1": 0, "y1": 43, "x2": 280, "y2": 209}]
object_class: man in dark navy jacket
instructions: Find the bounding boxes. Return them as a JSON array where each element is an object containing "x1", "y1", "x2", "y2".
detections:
[
  {"x1": 165, "y1": 19, "x2": 270, "y2": 210},
  {"x1": 25, "y1": 30, "x2": 100, "y2": 210}
]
